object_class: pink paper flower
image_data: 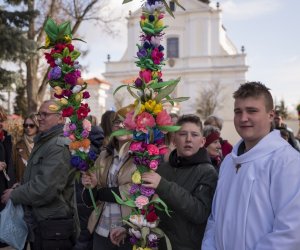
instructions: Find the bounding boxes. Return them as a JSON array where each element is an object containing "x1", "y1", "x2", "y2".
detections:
[
  {"x1": 135, "y1": 195, "x2": 149, "y2": 209},
  {"x1": 136, "y1": 112, "x2": 156, "y2": 133},
  {"x1": 156, "y1": 110, "x2": 173, "y2": 126},
  {"x1": 124, "y1": 111, "x2": 137, "y2": 130},
  {"x1": 82, "y1": 119, "x2": 92, "y2": 132},
  {"x1": 151, "y1": 47, "x2": 164, "y2": 64},
  {"x1": 149, "y1": 160, "x2": 159, "y2": 170},
  {"x1": 147, "y1": 144, "x2": 159, "y2": 155},
  {"x1": 159, "y1": 145, "x2": 169, "y2": 155},
  {"x1": 130, "y1": 141, "x2": 144, "y2": 152},
  {"x1": 139, "y1": 69, "x2": 152, "y2": 83}
]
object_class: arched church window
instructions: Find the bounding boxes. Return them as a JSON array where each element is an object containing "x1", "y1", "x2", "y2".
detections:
[{"x1": 167, "y1": 37, "x2": 179, "y2": 58}]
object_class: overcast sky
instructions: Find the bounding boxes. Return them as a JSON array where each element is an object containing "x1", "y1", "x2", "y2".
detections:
[{"x1": 78, "y1": 0, "x2": 300, "y2": 113}]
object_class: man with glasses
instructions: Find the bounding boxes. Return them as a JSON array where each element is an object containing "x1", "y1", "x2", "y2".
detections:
[{"x1": 1, "y1": 100, "x2": 76, "y2": 250}]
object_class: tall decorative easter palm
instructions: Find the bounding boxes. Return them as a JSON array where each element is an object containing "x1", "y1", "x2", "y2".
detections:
[{"x1": 111, "y1": 1, "x2": 188, "y2": 249}]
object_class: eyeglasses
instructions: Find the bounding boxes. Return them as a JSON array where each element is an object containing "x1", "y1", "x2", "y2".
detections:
[
  {"x1": 35, "y1": 112, "x2": 59, "y2": 119},
  {"x1": 23, "y1": 124, "x2": 35, "y2": 129},
  {"x1": 112, "y1": 120, "x2": 124, "y2": 127}
]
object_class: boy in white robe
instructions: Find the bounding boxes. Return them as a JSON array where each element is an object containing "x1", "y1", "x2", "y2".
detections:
[{"x1": 202, "y1": 82, "x2": 300, "y2": 250}]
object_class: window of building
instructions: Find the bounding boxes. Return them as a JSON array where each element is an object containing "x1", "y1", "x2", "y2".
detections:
[
  {"x1": 167, "y1": 37, "x2": 179, "y2": 58},
  {"x1": 170, "y1": 1, "x2": 175, "y2": 12}
]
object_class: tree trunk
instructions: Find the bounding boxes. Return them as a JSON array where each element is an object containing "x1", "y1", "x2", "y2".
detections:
[{"x1": 26, "y1": 0, "x2": 38, "y2": 114}]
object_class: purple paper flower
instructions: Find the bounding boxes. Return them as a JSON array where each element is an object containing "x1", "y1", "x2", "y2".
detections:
[
  {"x1": 81, "y1": 129, "x2": 89, "y2": 138},
  {"x1": 130, "y1": 184, "x2": 140, "y2": 194},
  {"x1": 78, "y1": 160, "x2": 88, "y2": 171},
  {"x1": 69, "y1": 123, "x2": 77, "y2": 131},
  {"x1": 63, "y1": 89, "x2": 72, "y2": 97},
  {"x1": 64, "y1": 70, "x2": 81, "y2": 85},
  {"x1": 137, "y1": 48, "x2": 147, "y2": 58},
  {"x1": 48, "y1": 66, "x2": 62, "y2": 80},
  {"x1": 63, "y1": 131, "x2": 70, "y2": 137},
  {"x1": 134, "y1": 78, "x2": 143, "y2": 88},
  {"x1": 140, "y1": 186, "x2": 155, "y2": 197},
  {"x1": 71, "y1": 155, "x2": 81, "y2": 167},
  {"x1": 129, "y1": 236, "x2": 138, "y2": 245},
  {"x1": 88, "y1": 150, "x2": 97, "y2": 161}
]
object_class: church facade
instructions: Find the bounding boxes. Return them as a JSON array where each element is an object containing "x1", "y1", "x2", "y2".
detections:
[{"x1": 103, "y1": 0, "x2": 248, "y2": 120}]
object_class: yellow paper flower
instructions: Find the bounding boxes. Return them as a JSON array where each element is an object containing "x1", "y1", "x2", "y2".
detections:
[
  {"x1": 64, "y1": 35, "x2": 72, "y2": 43},
  {"x1": 155, "y1": 19, "x2": 164, "y2": 29},
  {"x1": 75, "y1": 93, "x2": 82, "y2": 102},
  {"x1": 48, "y1": 104, "x2": 59, "y2": 111},
  {"x1": 54, "y1": 86, "x2": 63, "y2": 95},
  {"x1": 45, "y1": 35, "x2": 51, "y2": 47},
  {"x1": 132, "y1": 170, "x2": 141, "y2": 184},
  {"x1": 140, "y1": 20, "x2": 145, "y2": 27},
  {"x1": 145, "y1": 100, "x2": 156, "y2": 112},
  {"x1": 60, "y1": 98, "x2": 68, "y2": 105},
  {"x1": 153, "y1": 103, "x2": 163, "y2": 115}
]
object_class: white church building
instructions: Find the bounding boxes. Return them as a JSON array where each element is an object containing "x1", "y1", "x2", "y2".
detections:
[{"x1": 103, "y1": 0, "x2": 248, "y2": 120}]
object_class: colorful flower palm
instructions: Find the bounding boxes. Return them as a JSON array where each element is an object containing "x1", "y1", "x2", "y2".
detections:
[
  {"x1": 112, "y1": 1, "x2": 188, "y2": 249},
  {"x1": 40, "y1": 18, "x2": 97, "y2": 176}
]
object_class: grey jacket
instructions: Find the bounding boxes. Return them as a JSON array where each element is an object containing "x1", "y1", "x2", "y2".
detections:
[{"x1": 11, "y1": 125, "x2": 75, "y2": 221}]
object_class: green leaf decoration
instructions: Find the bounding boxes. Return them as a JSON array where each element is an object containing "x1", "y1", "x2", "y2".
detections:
[
  {"x1": 110, "y1": 129, "x2": 133, "y2": 139},
  {"x1": 149, "y1": 197, "x2": 171, "y2": 217},
  {"x1": 111, "y1": 191, "x2": 136, "y2": 208},
  {"x1": 113, "y1": 84, "x2": 130, "y2": 95},
  {"x1": 70, "y1": 50, "x2": 81, "y2": 61},
  {"x1": 149, "y1": 77, "x2": 180, "y2": 90},
  {"x1": 127, "y1": 85, "x2": 139, "y2": 99},
  {"x1": 72, "y1": 38, "x2": 87, "y2": 43},
  {"x1": 157, "y1": 125, "x2": 181, "y2": 132},
  {"x1": 63, "y1": 47, "x2": 70, "y2": 57},
  {"x1": 141, "y1": 227, "x2": 150, "y2": 247},
  {"x1": 161, "y1": 96, "x2": 190, "y2": 104},
  {"x1": 59, "y1": 21, "x2": 72, "y2": 37},
  {"x1": 45, "y1": 18, "x2": 59, "y2": 42},
  {"x1": 154, "y1": 81, "x2": 179, "y2": 102},
  {"x1": 122, "y1": 0, "x2": 133, "y2": 3}
]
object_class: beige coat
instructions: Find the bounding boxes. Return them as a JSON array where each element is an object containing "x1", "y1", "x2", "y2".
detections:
[{"x1": 87, "y1": 141, "x2": 136, "y2": 233}]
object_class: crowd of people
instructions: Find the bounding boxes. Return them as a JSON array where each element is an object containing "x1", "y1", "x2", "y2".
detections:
[{"x1": 0, "y1": 81, "x2": 300, "y2": 250}]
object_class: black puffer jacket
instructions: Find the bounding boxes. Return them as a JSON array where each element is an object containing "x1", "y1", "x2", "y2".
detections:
[{"x1": 156, "y1": 148, "x2": 218, "y2": 250}]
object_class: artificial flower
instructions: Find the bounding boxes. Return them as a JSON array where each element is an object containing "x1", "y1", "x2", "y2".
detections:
[
  {"x1": 48, "y1": 66, "x2": 62, "y2": 80},
  {"x1": 124, "y1": 111, "x2": 137, "y2": 130},
  {"x1": 139, "y1": 69, "x2": 152, "y2": 83},
  {"x1": 135, "y1": 195, "x2": 149, "y2": 209},
  {"x1": 146, "y1": 210, "x2": 158, "y2": 222},
  {"x1": 149, "y1": 160, "x2": 159, "y2": 170},
  {"x1": 156, "y1": 110, "x2": 173, "y2": 126},
  {"x1": 82, "y1": 91, "x2": 90, "y2": 99},
  {"x1": 45, "y1": 35, "x2": 51, "y2": 47},
  {"x1": 129, "y1": 141, "x2": 144, "y2": 152},
  {"x1": 77, "y1": 103, "x2": 90, "y2": 120},
  {"x1": 136, "y1": 112, "x2": 156, "y2": 133},
  {"x1": 72, "y1": 85, "x2": 82, "y2": 93},
  {"x1": 151, "y1": 47, "x2": 164, "y2": 64},
  {"x1": 82, "y1": 119, "x2": 91, "y2": 132},
  {"x1": 147, "y1": 144, "x2": 159, "y2": 155},
  {"x1": 145, "y1": 100, "x2": 156, "y2": 112},
  {"x1": 62, "y1": 106, "x2": 74, "y2": 117},
  {"x1": 54, "y1": 86, "x2": 63, "y2": 95},
  {"x1": 60, "y1": 98, "x2": 68, "y2": 105},
  {"x1": 153, "y1": 103, "x2": 163, "y2": 114},
  {"x1": 132, "y1": 170, "x2": 142, "y2": 184}
]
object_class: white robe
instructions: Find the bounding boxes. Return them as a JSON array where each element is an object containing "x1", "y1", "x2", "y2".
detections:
[{"x1": 202, "y1": 130, "x2": 300, "y2": 250}]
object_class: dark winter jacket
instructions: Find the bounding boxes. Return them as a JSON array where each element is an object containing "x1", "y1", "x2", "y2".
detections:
[
  {"x1": 156, "y1": 148, "x2": 218, "y2": 250},
  {"x1": 10, "y1": 125, "x2": 75, "y2": 221}
]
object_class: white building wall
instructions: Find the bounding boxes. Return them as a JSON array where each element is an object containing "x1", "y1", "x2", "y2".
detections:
[{"x1": 103, "y1": 0, "x2": 248, "y2": 120}]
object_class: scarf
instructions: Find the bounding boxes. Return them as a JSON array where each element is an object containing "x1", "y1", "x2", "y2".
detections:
[{"x1": 23, "y1": 134, "x2": 35, "y2": 153}]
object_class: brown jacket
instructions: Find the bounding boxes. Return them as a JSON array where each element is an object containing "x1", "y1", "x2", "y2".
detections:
[{"x1": 87, "y1": 141, "x2": 136, "y2": 233}]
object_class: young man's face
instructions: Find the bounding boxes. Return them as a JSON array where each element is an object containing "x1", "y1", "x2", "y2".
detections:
[
  {"x1": 234, "y1": 95, "x2": 274, "y2": 150},
  {"x1": 174, "y1": 122, "x2": 206, "y2": 157}
]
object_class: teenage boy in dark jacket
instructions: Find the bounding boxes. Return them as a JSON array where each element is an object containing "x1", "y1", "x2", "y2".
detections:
[{"x1": 142, "y1": 114, "x2": 218, "y2": 250}]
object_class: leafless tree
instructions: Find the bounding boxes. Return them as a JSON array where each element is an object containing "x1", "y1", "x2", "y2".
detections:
[{"x1": 195, "y1": 82, "x2": 225, "y2": 119}]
